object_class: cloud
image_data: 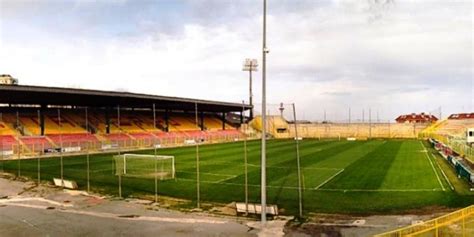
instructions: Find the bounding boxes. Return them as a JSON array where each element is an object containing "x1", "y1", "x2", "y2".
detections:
[{"x1": 0, "y1": 0, "x2": 472, "y2": 121}]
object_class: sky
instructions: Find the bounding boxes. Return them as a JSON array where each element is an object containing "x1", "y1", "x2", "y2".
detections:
[{"x1": 0, "y1": 0, "x2": 472, "y2": 122}]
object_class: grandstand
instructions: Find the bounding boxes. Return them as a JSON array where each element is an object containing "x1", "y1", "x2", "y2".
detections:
[
  {"x1": 423, "y1": 118, "x2": 474, "y2": 137},
  {"x1": 420, "y1": 113, "x2": 474, "y2": 163},
  {"x1": 0, "y1": 85, "x2": 250, "y2": 156}
]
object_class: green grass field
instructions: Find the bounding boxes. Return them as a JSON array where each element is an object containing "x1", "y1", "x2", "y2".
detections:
[{"x1": 1, "y1": 139, "x2": 472, "y2": 215}]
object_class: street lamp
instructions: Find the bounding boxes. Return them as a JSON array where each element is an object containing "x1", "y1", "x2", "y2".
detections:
[{"x1": 242, "y1": 58, "x2": 258, "y2": 120}]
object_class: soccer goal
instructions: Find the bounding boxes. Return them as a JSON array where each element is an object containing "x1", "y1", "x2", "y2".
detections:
[{"x1": 114, "y1": 154, "x2": 176, "y2": 180}]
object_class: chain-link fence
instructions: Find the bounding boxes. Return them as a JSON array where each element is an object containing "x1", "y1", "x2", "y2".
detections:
[
  {"x1": 0, "y1": 105, "x2": 257, "y2": 209},
  {"x1": 251, "y1": 103, "x2": 427, "y2": 139}
]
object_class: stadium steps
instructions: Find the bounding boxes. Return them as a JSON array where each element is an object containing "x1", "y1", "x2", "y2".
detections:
[
  {"x1": 129, "y1": 132, "x2": 158, "y2": 140},
  {"x1": 20, "y1": 136, "x2": 53, "y2": 153},
  {"x1": 124, "y1": 133, "x2": 136, "y2": 140},
  {"x1": 420, "y1": 119, "x2": 448, "y2": 137},
  {"x1": 94, "y1": 134, "x2": 107, "y2": 142},
  {"x1": 44, "y1": 136, "x2": 57, "y2": 147},
  {"x1": 16, "y1": 137, "x2": 32, "y2": 154},
  {"x1": 250, "y1": 115, "x2": 289, "y2": 138}
]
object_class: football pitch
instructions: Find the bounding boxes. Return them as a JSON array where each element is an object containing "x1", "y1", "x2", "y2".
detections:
[{"x1": 1, "y1": 139, "x2": 472, "y2": 214}]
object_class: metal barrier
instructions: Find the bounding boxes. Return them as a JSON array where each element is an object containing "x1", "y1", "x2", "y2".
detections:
[
  {"x1": 375, "y1": 205, "x2": 474, "y2": 237},
  {"x1": 0, "y1": 132, "x2": 248, "y2": 159}
]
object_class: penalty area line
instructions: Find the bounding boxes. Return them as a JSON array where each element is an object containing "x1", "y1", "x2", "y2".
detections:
[
  {"x1": 176, "y1": 178, "x2": 302, "y2": 190},
  {"x1": 246, "y1": 163, "x2": 339, "y2": 170},
  {"x1": 215, "y1": 175, "x2": 239, "y2": 183},
  {"x1": 177, "y1": 171, "x2": 234, "y2": 178},
  {"x1": 314, "y1": 169, "x2": 344, "y2": 190}
]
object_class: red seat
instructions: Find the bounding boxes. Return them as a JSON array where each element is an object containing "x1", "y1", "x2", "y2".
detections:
[
  {"x1": 48, "y1": 133, "x2": 98, "y2": 143},
  {"x1": 20, "y1": 136, "x2": 53, "y2": 151},
  {"x1": 0, "y1": 135, "x2": 17, "y2": 150},
  {"x1": 104, "y1": 133, "x2": 130, "y2": 141},
  {"x1": 129, "y1": 132, "x2": 155, "y2": 139}
]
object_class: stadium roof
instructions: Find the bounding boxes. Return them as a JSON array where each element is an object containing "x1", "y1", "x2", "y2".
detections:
[{"x1": 0, "y1": 85, "x2": 251, "y2": 112}]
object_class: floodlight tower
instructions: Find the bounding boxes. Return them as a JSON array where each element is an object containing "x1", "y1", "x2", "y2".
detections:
[
  {"x1": 243, "y1": 59, "x2": 258, "y2": 120},
  {"x1": 279, "y1": 103, "x2": 284, "y2": 118}
]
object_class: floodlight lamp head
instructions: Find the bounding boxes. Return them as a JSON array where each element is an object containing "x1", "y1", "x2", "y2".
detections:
[
  {"x1": 242, "y1": 58, "x2": 259, "y2": 71},
  {"x1": 263, "y1": 48, "x2": 270, "y2": 53}
]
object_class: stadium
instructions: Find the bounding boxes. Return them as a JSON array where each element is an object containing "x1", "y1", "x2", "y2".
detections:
[
  {"x1": 0, "y1": 1, "x2": 472, "y2": 236},
  {"x1": 1, "y1": 80, "x2": 474, "y2": 236}
]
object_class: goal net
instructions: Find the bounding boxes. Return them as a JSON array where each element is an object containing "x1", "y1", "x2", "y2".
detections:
[{"x1": 114, "y1": 154, "x2": 175, "y2": 180}]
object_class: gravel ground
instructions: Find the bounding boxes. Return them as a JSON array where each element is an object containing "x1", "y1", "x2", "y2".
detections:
[{"x1": 0, "y1": 175, "x2": 261, "y2": 237}]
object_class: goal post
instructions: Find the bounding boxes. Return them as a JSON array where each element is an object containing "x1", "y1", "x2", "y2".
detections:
[{"x1": 113, "y1": 154, "x2": 176, "y2": 180}]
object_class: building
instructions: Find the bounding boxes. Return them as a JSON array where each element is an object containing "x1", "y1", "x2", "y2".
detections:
[
  {"x1": 0, "y1": 74, "x2": 18, "y2": 85},
  {"x1": 395, "y1": 113, "x2": 438, "y2": 123},
  {"x1": 448, "y1": 113, "x2": 474, "y2": 120}
]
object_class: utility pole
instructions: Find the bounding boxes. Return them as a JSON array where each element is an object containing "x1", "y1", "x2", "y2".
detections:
[
  {"x1": 369, "y1": 108, "x2": 372, "y2": 138},
  {"x1": 349, "y1": 108, "x2": 351, "y2": 123}
]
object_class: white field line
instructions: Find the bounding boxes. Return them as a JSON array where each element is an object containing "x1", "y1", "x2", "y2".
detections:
[
  {"x1": 246, "y1": 163, "x2": 340, "y2": 170},
  {"x1": 175, "y1": 179, "x2": 446, "y2": 192},
  {"x1": 430, "y1": 152, "x2": 455, "y2": 191},
  {"x1": 215, "y1": 175, "x2": 238, "y2": 183},
  {"x1": 177, "y1": 171, "x2": 234, "y2": 178},
  {"x1": 317, "y1": 188, "x2": 444, "y2": 192},
  {"x1": 177, "y1": 178, "x2": 302, "y2": 190},
  {"x1": 420, "y1": 141, "x2": 445, "y2": 191},
  {"x1": 314, "y1": 169, "x2": 344, "y2": 190}
]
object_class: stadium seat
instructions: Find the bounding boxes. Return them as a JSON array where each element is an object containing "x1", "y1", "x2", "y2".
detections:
[
  {"x1": 20, "y1": 136, "x2": 53, "y2": 151},
  {"x1": 0, "y1": 135, "x2": 17, "y2": 150},
  {"x1": 48, "y1": 133, "x2": 98, "y2": 143}
]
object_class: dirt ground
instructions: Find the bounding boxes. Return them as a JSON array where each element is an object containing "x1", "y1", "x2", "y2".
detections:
[
  {"x1": 284, "y1": 212, "x2": 450, "y2": 237},
  {"x1": 0, "y1": 174, "x2": 260, "y2": 237},
  {"x1": 0, "y1": 174, "x2": 454, "y2": 237}
]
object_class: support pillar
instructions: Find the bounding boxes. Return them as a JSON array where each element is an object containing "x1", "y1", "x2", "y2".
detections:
[
  {"x1": 199, "y1": 111, "x2": 204, "y2": 131},
  {"x1": 222, "y1": 112, "x2": 226, "y2": 130},
  {"x1": 105, "y1": 108, "x2": 110, "y2": 134},
  {"x1": 40, "y1": 105, "x2": 46, "y2": 136},
  {"x1": 164, "y1": 109, "x2": 170, "y2": 132}
]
